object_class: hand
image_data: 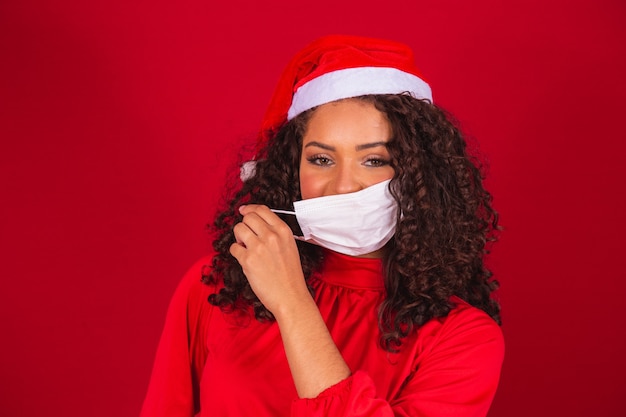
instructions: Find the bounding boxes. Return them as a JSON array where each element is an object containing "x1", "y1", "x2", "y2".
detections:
[
  {"x1": 229, "y1": 204, "x2": 311, "y2": 316},
  {"x1": 231, "y1": 204, "x2": 351, "y2": 398}
]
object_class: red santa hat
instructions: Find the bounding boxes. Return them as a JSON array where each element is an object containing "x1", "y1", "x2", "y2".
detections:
[{"x1": 259, "y1": 34, "x2": 432, "y2": 145}]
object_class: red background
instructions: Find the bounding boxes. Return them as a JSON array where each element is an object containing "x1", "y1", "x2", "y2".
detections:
[{"x1": 1, "y1": 0, "x2": 625, "y2": 416}]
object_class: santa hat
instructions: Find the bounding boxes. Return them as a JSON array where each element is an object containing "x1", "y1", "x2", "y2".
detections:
[
  {"x1": 241, "y1": 35, "x2": 432, "y2": 180},
  {"x1": 260, "y1": 35, "x2": 432, "y2": 144}
]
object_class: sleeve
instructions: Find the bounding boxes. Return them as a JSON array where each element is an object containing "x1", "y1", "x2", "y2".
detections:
[
  {"x1": 290, "y1": 306, "x2": 505, "y2": 417},
  {"x1": 139, "y1": 256, "x2": 216, "y2": 417}
]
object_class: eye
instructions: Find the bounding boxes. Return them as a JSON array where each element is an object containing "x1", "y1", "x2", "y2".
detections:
[
  {"x1": 363, "y1": 157, "x2": 390, "y2": 167},
  {"x1": 307, "y1": 154, "x2": 334, "y2": 166}
]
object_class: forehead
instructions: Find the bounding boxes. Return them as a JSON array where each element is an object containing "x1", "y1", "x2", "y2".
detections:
[{"x1": 302, "y1": 99, "x2": 391, "y2": 145}]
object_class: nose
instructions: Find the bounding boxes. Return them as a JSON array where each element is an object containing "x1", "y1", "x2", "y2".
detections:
[{"x1": 329, "y1": 163, "x2": 362, "y2": 195}]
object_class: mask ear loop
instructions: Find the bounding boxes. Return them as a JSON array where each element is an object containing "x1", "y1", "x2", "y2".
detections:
[
  {"x1": 270, "y1": 209, "x2": 305, "y2": 238},
  {"x1": 270, "y1": 209, "x2": 295, "y2": 215}
]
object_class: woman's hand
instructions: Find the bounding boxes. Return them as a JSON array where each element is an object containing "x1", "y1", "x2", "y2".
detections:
[
  {"x1": 229, "y1": 204, "x2": 310, "y2": 317},
  {"x1": 230, "y1": 204, "x2": 351, "y2": 398}
]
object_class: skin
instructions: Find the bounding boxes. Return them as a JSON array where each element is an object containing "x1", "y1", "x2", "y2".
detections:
[{"x1": 230, "y1": 99, "x2": 395, "y2": 398}]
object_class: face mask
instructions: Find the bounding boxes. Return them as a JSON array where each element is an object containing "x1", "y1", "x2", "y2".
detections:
[{"x1": 271, "y1": 179, "x2": 398, "y2": 256}]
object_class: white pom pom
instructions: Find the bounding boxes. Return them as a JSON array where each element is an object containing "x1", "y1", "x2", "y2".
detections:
[{"x1": 240, "y1": 160, "x2": 257, "y2": 181}]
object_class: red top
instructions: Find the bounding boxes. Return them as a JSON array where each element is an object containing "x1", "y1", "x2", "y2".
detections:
[{"x1": 140, "y1": 250, "x2": 504, "y2": 417}]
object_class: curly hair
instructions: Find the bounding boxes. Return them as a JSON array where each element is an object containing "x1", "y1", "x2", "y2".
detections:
[{"x1": 203, "y1": 94, "x2": 500, "y2": 352}]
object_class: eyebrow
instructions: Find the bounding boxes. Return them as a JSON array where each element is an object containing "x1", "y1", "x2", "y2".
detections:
[{"x1": 304, "y1": 141, "x2": 388, "y2": 151}]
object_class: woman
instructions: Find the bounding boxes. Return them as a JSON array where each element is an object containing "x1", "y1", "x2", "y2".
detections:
[{"x1": 141, "y1": 35, "x2": 504, "y2": 417}]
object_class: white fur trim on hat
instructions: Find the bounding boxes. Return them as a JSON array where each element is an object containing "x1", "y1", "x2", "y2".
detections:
[{"x1": 287, "y1": 67, "x2": 433, "y2": 120}]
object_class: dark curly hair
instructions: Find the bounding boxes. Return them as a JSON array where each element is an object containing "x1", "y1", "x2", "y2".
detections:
[{"x1": 203, "y1": 94, "x2": 501, "y2": 352}]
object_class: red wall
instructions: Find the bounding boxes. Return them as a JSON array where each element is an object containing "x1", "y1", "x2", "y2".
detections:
[{"x1": 1, "y1": 1, "x2": 624, "y2": 416}]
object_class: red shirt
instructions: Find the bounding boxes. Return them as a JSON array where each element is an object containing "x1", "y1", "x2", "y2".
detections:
[{"x1": 141, "y1": 250, "x2": 504, "y2": 416}]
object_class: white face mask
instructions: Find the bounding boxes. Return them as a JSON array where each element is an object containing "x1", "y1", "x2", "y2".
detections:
[{"x1": 272, "y1": 179, "x2": 398, "y2": 256}]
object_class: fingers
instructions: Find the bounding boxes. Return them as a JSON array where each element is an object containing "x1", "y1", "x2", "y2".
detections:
[
  {"x1": 229, "y1": 241, "x2": 245, "y2": 260},
  {"x1": 232, "y1": 204, "x2": 292, "y2": 251},
  {"x1": 239, "y1": 204, "x2": 284, "y2": 227},
  {"x1": 237, "y1": 205, "x2": 292, "y2": 237}
]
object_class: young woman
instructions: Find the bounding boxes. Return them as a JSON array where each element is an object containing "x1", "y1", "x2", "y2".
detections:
[{"x1": 141, "y1": 35, "x2": 504, "y2": 417}]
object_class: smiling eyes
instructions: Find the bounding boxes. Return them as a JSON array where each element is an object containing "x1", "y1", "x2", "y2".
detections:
[
  {"x1": 307, "y1": 155, "x2": 333, "y2": 166},
  {"x1": 306, "y1": 154, "x2": 390, "y2": 167},
  {"x1": 364, "y1": 158, "x2": 391, "y2": 167}
]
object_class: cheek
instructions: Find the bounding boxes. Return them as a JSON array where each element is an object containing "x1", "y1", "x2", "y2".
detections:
[
  {"x1": 378, "y1": 166, "x2": 396, "y2": 182},
  {"x1": 298, "y1": 161, "x2": 325, "y2": 200}
]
